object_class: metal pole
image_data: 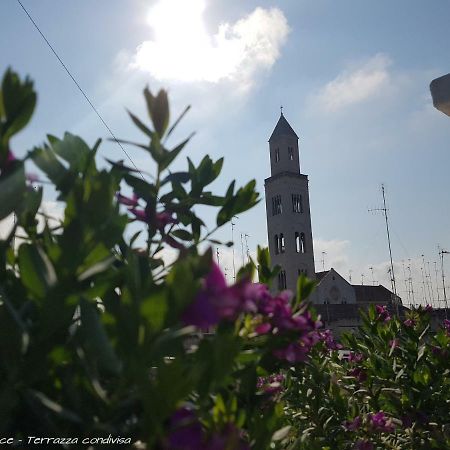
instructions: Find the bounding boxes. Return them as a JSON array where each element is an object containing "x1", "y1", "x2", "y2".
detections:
[
  {"x1": 440, "y1": 250, "x2": 449, "y2": 319},
  {"x1": 381, "y1": 185, "x2": 399, "y2": 315},
  {"x1": 231, "y1": 220, "x2": 236, "y2": 281}
]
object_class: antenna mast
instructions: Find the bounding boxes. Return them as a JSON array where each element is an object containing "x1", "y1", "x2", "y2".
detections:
[
  {"x1": 439, "y1": 248, "x2": 449, "y2": 318},
  {"x1": 231, "y1": 217, "x2": 237, "y2": 281},
  {"x1": 244, "y1": 233, "x2": 250, "y2": 263},
  {"x1": 321, "y1": 251, "x2": 327, "y2": 271},
  {"x1": 369, "y1": 184, "x2": 399, "y2": 315}
]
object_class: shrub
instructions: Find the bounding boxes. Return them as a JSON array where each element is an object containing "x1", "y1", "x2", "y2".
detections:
[{"x1": 1, "y1": 69, "x2": 449, "y2": 449}]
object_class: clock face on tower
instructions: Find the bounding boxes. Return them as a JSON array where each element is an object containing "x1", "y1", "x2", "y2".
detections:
[{"x1": 329, "y1": 286, "x2": 340, "y2": 302}]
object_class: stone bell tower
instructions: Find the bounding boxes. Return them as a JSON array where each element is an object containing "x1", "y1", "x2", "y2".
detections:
[{"x1": 264, "y1": 111, "x2": 315, "y2": 292}]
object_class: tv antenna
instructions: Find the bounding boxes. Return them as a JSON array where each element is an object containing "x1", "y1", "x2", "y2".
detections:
[
  {"x1": 368, "y1": 184, "x2": 399, "y2": 315},
  {"x1": 244, "y1": 233, "x2": 251, "y2": 263},
  {"x1": 321, "y1": 251, "x2": 327, "y2": 271},
  {"x1": 231, "y1": 216, "x2": 238, "y2": 281},
  {"x1": 439, "y1": 247, "x2": 449, "y2": 318}
]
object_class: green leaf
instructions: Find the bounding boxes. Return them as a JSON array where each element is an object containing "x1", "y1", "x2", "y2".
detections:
[
  {"x1": 50, "y1": 133, "x2": 90, "y2": 170},
  {"x1": 128, "y1": 109, "x2": 154, "y2": 138},
  {"x1": 159, "y1": 135, "x2": 193, "y2": 171},
  {"x1": 144, "y1": 87, "x2": 170, "y2": 137},
  {"x1": 165, "y1": 105, "x2": 191, "y2": 139},
  {"x1": 1, "y1": 68, "x2": 36, "y2": 142},
  {"x1": 140, "y1": 290, "x2": 168, "y2": 332},
  {"x1": 30, "y1": 145, "x2": 74, "y2": 195},
  {"x1": 18, "y1": 244, "x2": 57, "y2": 299},
  {"x1": 296, "y1": 274, "x2": 316, "y2": 306},
  {"x1": 172, "y1": 229, "x2": 193, "y2": 241},
  {"x1": 0, "y1": 164, "x2": 26, "y2": 219},
  {"x1": 79, "y1": 299, "x2": 122, "y2": 375},
  {"x1": 77, "y1": 256, "x2": 116, "y2": 281},
  {"x1": 161, "y1": 171, "x2": 190, "y2": 185}
]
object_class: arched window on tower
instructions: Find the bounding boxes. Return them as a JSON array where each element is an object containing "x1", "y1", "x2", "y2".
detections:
[
  {"x1": 272, "y1": 195, "x2": 282, "y2": 215},
  {"x1": 295, "y1": 232, "x2": 300, "y2": 253},
  {"x1": 275, "y1": 148, "x2": 280, "y2": 162},
  {"x1": 300, "y1": 232, "x2": 306, "y2": 253},
  {"x1": 278, "y1": 270, "x2": 287, "y2": 290},
  {"x1": 274, "y1": 234, "x2": 279, "y2": 255},
  {"x1": 280, "y1": 233, "x2": 285, "y2": 253},
  {"x1": 292, "y1": 194, "x2": 303, "y2": 213},
  {"x1": 288, "y1": 146, "x2": 294, "y2": 160}
]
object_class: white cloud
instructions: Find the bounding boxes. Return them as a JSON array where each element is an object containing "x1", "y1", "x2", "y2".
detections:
[
  {"x1": 132, "y1": 0, "x2": 289, "y2": 89},
  {"x1": 313, "y1": 54, "x2": 392, "y2": 112},
  {"x1": 314, "y1": 238, "x2": 350, "y2": 273}
]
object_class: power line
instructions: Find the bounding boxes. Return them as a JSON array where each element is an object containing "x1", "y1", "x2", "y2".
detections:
[{"x1": 16, "y1": 0, "x2": 145, "y2": 180}]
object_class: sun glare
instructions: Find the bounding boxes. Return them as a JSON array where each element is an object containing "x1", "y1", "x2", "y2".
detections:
[{"x1": 134, "y1": 0, "x2": 289, "y2": 85}]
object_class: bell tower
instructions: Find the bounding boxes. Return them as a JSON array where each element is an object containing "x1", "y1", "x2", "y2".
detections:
[{"x1": 264, "y1": 111, "x2": 315, "y2": 292}]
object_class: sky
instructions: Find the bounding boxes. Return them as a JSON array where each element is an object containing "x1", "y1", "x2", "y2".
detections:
[{"x1": 1, "y1": 0, "x2": 450, "y2": 307}]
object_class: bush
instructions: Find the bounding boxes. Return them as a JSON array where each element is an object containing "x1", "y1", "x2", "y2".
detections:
[{"x1": 0, "y1": 69, "x2": 449, "y2": 449}]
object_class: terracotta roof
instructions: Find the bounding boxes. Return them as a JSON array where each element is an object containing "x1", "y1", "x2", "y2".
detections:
[{"x1": 269, "y1": 113, "x2": 299, "y2": 141}]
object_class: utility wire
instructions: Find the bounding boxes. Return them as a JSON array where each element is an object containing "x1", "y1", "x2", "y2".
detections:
[{"x1": 16, "y1": 0, "x2": 145, "y2": 180}]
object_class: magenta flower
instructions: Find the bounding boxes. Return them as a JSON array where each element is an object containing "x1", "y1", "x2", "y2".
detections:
[
  {"x1": 403, "y1": 318, "x2": 415, "y2": 327},
  {"x1": 207, "y1": 423, "x2": 249, "y2": 450},
  {"x1": 257, "y1": 373, "x2": 285, "y2": 395},
  {"x1": 348, "y1": 352, "x2": 364, "y2": 363},
  {"x1": 368, "y1": 411, "x2": 395, "y2": 433},
  {"x1": 375, "y1": 305, "x2": 391, "y2": 322},
  {"x1": 343, "y1": 416, "x2": 362, "y2": 431},
  {"x1": 168, "y1": 407, "x2": 204, "y2": 450},
  {"x1": 273, "y1": 341, "x2": 310, "y2": 363},
  {"x1": 401, "y1": 415, "x2": 413, "y2": 428},
  {"x1": 354, "y1": 440, "x2": 374, "y2": 450},
  {"x1": 117, "y1": 192, "x2": 139, "y2": 208},
  {"x1": 182, "y1": 262, "x2": 264, "y2": 329},
  {"x1": 254, "y1": 322, "x2": 272, "y2": 335},
  {"x1": 389, "y1": 339, "x2": 399, "y2": 349},
  {"x1": 424, "y1": 304, "x2": 433, "y2": 312},
  {"x1": 318, "y1": 329, "x2": 343, "y2": 350},
  {"x1": 348, "y1": 367, "x2": 367, "y2": 382},
  {"x1": 443, "y1": 319, "x2": 450, "y2": 335}
]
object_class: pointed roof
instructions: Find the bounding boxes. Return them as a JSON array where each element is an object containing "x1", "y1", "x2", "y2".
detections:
[{"x1": 269, "y1": 112, "x2": 299, "y2": 141}]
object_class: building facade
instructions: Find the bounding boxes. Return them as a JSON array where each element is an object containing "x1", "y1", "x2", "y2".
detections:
[
  {"x1": 264, "y1": 112, "x2": 402, "y2": 333},
  {"x1": 264, "y1": 112, "x2": 315, "y2": 292}
]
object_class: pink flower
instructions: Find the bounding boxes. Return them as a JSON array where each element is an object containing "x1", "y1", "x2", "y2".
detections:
[
  {"x1": 375, "y1": 305, "x2": 391, "y2": 322},
  {"x1": 354, "y1": 440, "x2": 374, "y2": 450},
  {"x1": 254, "y1": 322, "x2": 272, "y2": 335},
  {"x1": 182, "y1": 263, "x2": 263, "y2": 329},
  {"x1": 257, "y1": 373, "x2": 285, "y2": 395},
  {"x1": 389, "y1": 339, "x2": 399, "y2": 349},
  {"x1": 348, "y1": 352, "x2": 364, "y2": 363},
  {"x1": 117, "y1": 192, "x2": 139, "y2": 208},
  {"x1": 318, "y1": 329, "x2": 343, "y2": 350},
  {"x1": 273, "y1": 342, "x2": 310, "y2": 363},
  {"x1": 344, "y1": 416, "x2": 361, "y2": 431},
  {"x1": 155, "y1": 211, "x2": 178, "y2": 229},
  {"x1": 168, "y1": 407, "x2": 204, "y2": 450},
  {"x1": 348, "y1": 367, "x2": 367, "y2": 382},
  {"x1": 443, "y1": 319, "x2": 450, "y2": 335},
  {"x1": 404, "y1": 318, "x2": 415, "y2": 327},
  {"x1": 368, "y1": 411, "x2": 395, "y2": 433}
]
